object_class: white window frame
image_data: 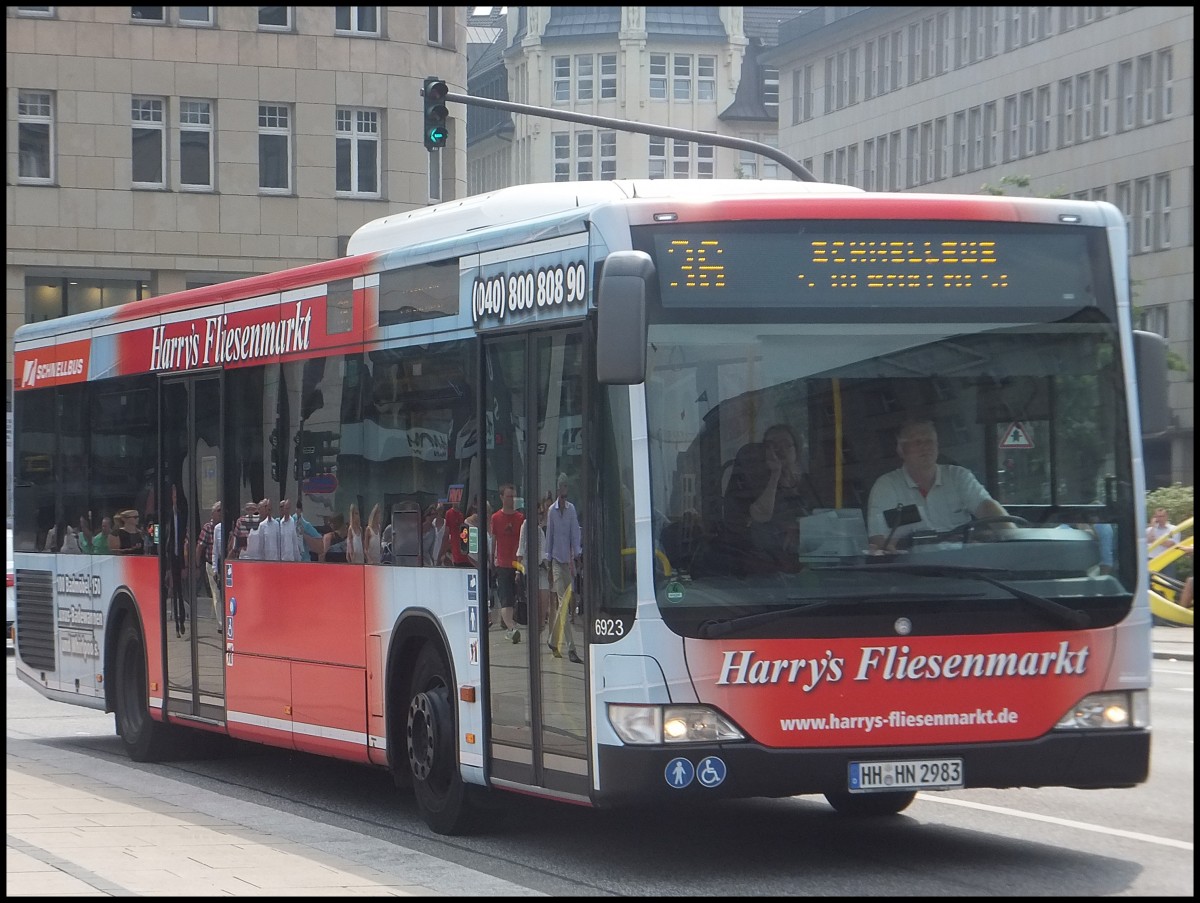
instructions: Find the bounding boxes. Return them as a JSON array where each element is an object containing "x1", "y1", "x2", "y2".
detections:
[
  {"x1": 983, "y1": 101, "x2": 997, "y2": 168},
  {"x1": 258, "y1": 6, "x2": 292, "y2": 31},
  {"x1": 921, "y1": 121, "x2": 935, "y2": 184},
  {"x1": 968, "y1": 105, "x2": 982, "y2": 172},
  {"x1": 648, "y1": 136, "x2": 666, "y2": 179},
  {"x1": 673, "y1": 55, "x2": 692, "y2": 102},
  {"x1": 335, "y1": 107, "x2": 380, "y2": 198},
  {"x1": 1115, "y1": 181, "x2": 1132, "y2": 244},
  {"x1": 553, "y1": 56, "x2": 571, "y2": 103},
  {"x1": 936, "y1": 116, "x2": 949, "y2": 180},
  {"x1": 1078, "y1": 72, "x2": 1093, "y2": 141},
  {"x1": 17, "y1": 89, "x2": 54, "y2": 184},
  {"x1": 952, "y1": 110, "x2": 966, "y2": 176},
  {"x1": 864, "y1": 40, "x2": 877, "y2": 101},
  {"x1": 673, "y1": 138, "x2": 692, "y2": 179},
  {"x1": 1004, "y1": 95, "x2": 1019, "y2": 162},
  {"x1": 575, "y1": 131, "x2": 594, "y2": 181},
  {"x1": 599, "y1": 54, "x2": 617, "y2": 100},
  {"x1": 1118, "y1": 59, "x2": 1135, "y2": 131},
  {"x1": 1137, "y1": 53, "x2": 1154, "y2": 125},
  {"x1": 1036, "y1": 85, "x2": 1051, "y2": 153},
  {"x1": 14, "y1": 7, "x2": 55, "y2": 18},
  {"x1": 1096, "y1": 67, "x2": 1111, "y2": 136},
  {"x1": 258, "y1": 103, "x2": 292, "y2": 194},
  {"x1": 1058, "y1": 78, "x2": 1074, "y2": 148},
  {"x1": 649, "y1": 54, "x2": 668, "y2": 101},
  {"x1": 131, "y1": 95, "x2": 166, "y2": 189},
  {"x1": 576, "y1": 54, "x2": 594, "y2": 102},
  {"x1": 905, "y1": 126, "x2": 919, "y2": 187},
  {"x1": 1155, "y1": 173, "x2": 1171, "y2": 250},
  {"x1": 178, "y1": 6, "x2": 213, "y2": 27},
  {"x1": 1135, "y1": 177, "x2": 1152, "y2": 253},
  {"x1": 699, "y1": 56, "x2": 718, "y2": 103},
  {"x1": 1158, "y1": 49, "x2": 1173, "y2": 119},
  {"x1": 131, "y1": 7, "x2": 165, "y2": 23},
  {"x1": 879, "y1": 32, "x2": 891, "y2": 95},
  {"x1": 599, "y1": 131, "x2": 617, "y2": 180},
  {"x1": 553, "y1": 132, "x2": 571, "y2": 182},
  {"x1": 335, "y1": 6, "x2": 379, "y2": 37},
  {"x1": 179, "y1": 98, "x2": 213, "y2": 191},
  {"x1": 862, "y1": 137, "x2": 875, "y2": 190}
]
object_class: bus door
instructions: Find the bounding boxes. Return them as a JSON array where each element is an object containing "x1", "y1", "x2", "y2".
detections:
[
  {"x1": 159, "y1": 374, "x2": 226, "y2": 723},
  {"x1": 483, "y1": 328, "x2": 590, "y2": 798}
]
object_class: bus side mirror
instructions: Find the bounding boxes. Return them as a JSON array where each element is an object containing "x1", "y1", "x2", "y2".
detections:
[
  {"x1": 1133, "y1": 329, "x2": 1169, "y2": 438},
  {"x1": 596, "y1": 251, "x2": 653, "y2": 385}
]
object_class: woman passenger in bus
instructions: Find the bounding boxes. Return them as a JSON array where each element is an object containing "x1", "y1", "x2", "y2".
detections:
[
  {"x1": 113, "y1": 509, "x2": 143, "y2": 554},
  {"x1": 364, "y1": 503, "x2": 383, "y2": 565},
  {"x1": 725, "y1": 423, "x2": 819, "y2": 571},
  {"x1": 346, "y1": 503, "x2": 366, "y2": 564}
]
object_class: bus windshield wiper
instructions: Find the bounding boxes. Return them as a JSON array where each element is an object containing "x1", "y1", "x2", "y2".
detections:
[
  {"x1": 697, "y1": 591, "x2": 978, "y2": 639},
  {"x1": 829, "y1": 563, "x2": 1091, "y2": 629}
]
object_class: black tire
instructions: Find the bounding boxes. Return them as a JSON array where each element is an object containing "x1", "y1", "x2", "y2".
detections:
[
  {"x1": 405, "y1": 643, "x2": 496, "y2": 835},
  {"x1": 824, "y1": 790, "x2": 916, "y2": 816},
  {"x1": 114, "y1": 620, "x2": 180, "y2": 762}
]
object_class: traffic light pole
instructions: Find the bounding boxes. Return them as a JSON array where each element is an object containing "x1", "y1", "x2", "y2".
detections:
[{"x1": 438, "y1": 89, "x2": 817, "y2": 183}]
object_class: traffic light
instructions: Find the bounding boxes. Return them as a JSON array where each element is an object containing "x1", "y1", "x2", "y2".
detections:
[{"x1": 423, "y1": 77, "x2": 449, "y2": 150}]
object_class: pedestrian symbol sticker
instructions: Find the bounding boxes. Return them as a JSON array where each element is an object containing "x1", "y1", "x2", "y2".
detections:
[
  {"x1": 665, "y1": 757, "x2": 695, "y2": 788},
  {"x1": 1000, "y1": 421, "x2": 1034, "y2": 449},
  {"x1": 696, "y1": 756, "x2": 726, "y2": 788},
  {"x1": 467, "y1": 573, "x2": 478, "y2": 602}
]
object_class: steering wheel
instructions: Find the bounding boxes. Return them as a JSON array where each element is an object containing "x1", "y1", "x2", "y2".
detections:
[{"x1": 958, "y1": 515, "x2": 1031, "y2": 542}]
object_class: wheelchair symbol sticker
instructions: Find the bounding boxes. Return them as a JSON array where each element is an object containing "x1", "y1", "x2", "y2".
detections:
[
  {"x1": 665, "y1": 757, "x2": 695, "y2": 788},
  {"x1": 696, "y1": 756, "x2": 726, "y2": 788}
]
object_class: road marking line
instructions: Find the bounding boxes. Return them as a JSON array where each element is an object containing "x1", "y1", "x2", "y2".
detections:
[{"x1": 917, "y1": 794, "x2": 1193, "y2": 851}]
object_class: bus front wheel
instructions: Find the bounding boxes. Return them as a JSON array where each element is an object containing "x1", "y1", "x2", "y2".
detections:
[
  {"x1": 405, "y1": 643, "x2": 495, "y2": 835},
  {"x1": 114, "y1": 620, "x2": 180, "y2": 762},
  {"x1": 824, "y1": 790, "x2": 916, "y2": 816}
]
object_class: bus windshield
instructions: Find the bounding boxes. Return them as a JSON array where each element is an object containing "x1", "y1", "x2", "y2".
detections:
[{"x1": 638, "y1": 224, "x2": 1135, "y2": 639}]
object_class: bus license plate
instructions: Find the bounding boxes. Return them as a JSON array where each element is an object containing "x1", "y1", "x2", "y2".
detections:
[{"x1": 848, "y1": 758, "x2": 963, "y2": 792}]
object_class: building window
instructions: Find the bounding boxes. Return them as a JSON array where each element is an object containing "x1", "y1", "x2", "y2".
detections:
[
  {"x1": 1057, "y1": 79, "x2": 1074, "y2": 148},
  {"x1": 576, "y1": 132, "x2": 593, "y2": 180},
  {"x1": 1155, "y1": 173, "x2": 1171, "y2": 249},
  {"x1": 178, "y1": 6, "x2": 213, "y2": 26},
  {"x1": 553, "y1": 57, "x2": 571, "y2": 103},
  {"x1": 799, "y1": 64, "x2": 813, "y2": 122},
  {"x1": 427, "y1": 6, "x2": 442, "y2": 44},
  {"x1": 600, "y1": 54, "x2": 617, "y2": 100},
  {"x1": 179, "y1": 99, "x2": 213, "y2": 190},
  {"x1": 935, "y1": 116, "x2": 948, "y2": 180},
  {"x1": 1096, "y1": 67, "x2": 1111, "y2": 136},
  {"x1": 554, "y1": 130, "x2": 617, "y2": 182},
  {"x1": 17, "y1": 90, "x2": 54, "y2": 184},
  {"x1": 968, "y1": 106, "x2": 982, "y2": 172},
  {"x1": 14, "y1": 7, "x2": 55, "y2": 17},
  {"x1": 1078, "y1": 72, "x2": 1093, "y2": 141},
  {"x1": 649, "y1": 54, "x2": 667, "y2": 100},
  {"x1": 576, "y1": 54, "x2": 594, "y2": 102},
  {"x1": 26, "y1": 275, "x2": 150, "y2": 323},
  {"x1": 258, "y1": 104, "x2": 291, "y2": 193},
  {"x1": 1117, "y1": 59, "x2": 1135, "y2": 131},
  {"x1": 879, "y1": 32, "x2": 892, "y2": 94},
  {"x1": 553, "y1": 133, "x2": 570, "y2": 181},
  {"x1": 335, "y1": 107, "x2": 380, "y2": 196},
  {"x1": 648, "y1": 136, "x2": 666, "y2": 178},
  {"x1": 983, "y1": 101, "x2": 997, "y2": 168},
  {"x1": 131, "y1": 96, "x2": 166, "y2": 188},
  {"x1": 599, "y1": 131, "x2": 617, "y2": 180},
  {"x1": 696, "y1": 141, "x2": 714, "y2": 179},
  {"x1": 1158, "y1": 49, "x2": 1173, "y2": 119},
  {"x1": 1137, "y1": 53, "x2": 1154, "y2": 125},
  {"x1": 952, "y1": 110, "x2": 966, "y2": 176},
  {"x1": 258, "y1": 6, "x2": 291, "y2": 30},
  {"x1": 335, "y1": 6, "x2": 379, "y2": 37},
  {"x1": 700, "y1": 56, "x2": 718, "y2": 102},
  {"x1": 131, "y1": 7, "x2": 165, "y2": 22},
  {"x1": 1135, "y1": 178, "x2": 1152, "y2": 253},
  {"x1": 1035, "y1": 86, "x2": 1051, "y2": 154},
  {"x1": 673, "y1": 55, "x2": 692, "y2": 102},
  {"x1": 1003, "y1": 95, "x2": 1018, "y2": 162}
]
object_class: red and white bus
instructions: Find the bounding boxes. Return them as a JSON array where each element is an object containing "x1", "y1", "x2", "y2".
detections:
[{"x1": 13, "y1": 179, "x2": 1166, "y2": 834}]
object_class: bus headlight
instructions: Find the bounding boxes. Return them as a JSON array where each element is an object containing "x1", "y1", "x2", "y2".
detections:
[
  {"x1": 1054, "y1": 690, "x2": 1149, "y2": 730},
  {"x1": 607, "y1": 704, "x2": 745, "y2": 745}
]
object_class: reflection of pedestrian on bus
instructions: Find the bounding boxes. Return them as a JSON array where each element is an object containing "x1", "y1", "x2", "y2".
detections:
[
  {"x1": 490, "y1": 483, "x2": 525, "y2": 644},
  {"x1": 164, "y1": 482, "x2": 189, "y2": 638},
  {"x1": 196, "y1": 501, "x2": 222, "y2": 612},
  {"x1": 544, "y1": 473, "x2": 583, "y2": 664}
]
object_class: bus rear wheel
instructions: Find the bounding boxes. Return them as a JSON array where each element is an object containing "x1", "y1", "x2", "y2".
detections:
[
  {"x1": 824, "y1": 790, "x2": 916, "y2": 816},
  {"x1": 114, "y1": 620, "x2": 180, "y2": 762},
  {"x1": 405, "y1": 643, "x2": 495, "y2": 835}
]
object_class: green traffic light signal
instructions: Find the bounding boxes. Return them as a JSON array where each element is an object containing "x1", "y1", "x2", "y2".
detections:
[{"x1": 423, "y1": 77, "x2": 449, "y2": 150}]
